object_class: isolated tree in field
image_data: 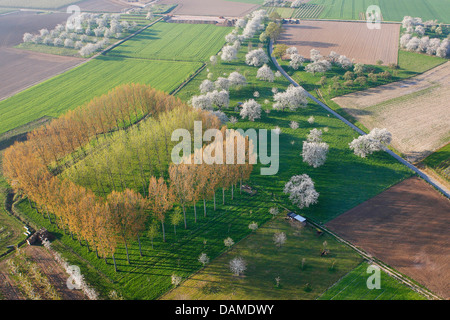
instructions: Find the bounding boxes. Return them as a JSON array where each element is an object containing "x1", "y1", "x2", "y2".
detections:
[
  {"x1": 349, "y1": 128, "x2": 392, "y2": 158},
  {"x1": 148, "y1": 177, "x2": 174, "y2": 242},
  {"x1": 245, "y1": 48, "x2": 269, "y2": 67},
  {"x1": 273, "y1": 232, "x2": 287, "y2": 248},
  {"x1": 229, "y1": 257, "x2": 247, "y2": 276},
  {"x1": 248, "y1": 221, "x2": 258, "y2": 232},
  {"x1": 256, "y1": 64, "x2": 275, "y2": 82},
  {"x1": 283, "y1": 174, "x2": 319, "y2": 209},
  {"x1": 224, "y1": 237, "x2": 235, "y2": 249},
  {"x1": 289, "y1": 121, "x2": 299, "y2": 130},
  {"x1": 228, "y1": 71, "x2": 247, "y2": 88},
  {"x1": 302, "y1": 141, "x2": 329, "y2": 168},
  {"x1": 240, "y1": 99, "x2": 262, "y2": 122},
  {"x1": 199, "y1": 79, "x2": 214, "y2": 94},
  {"x1": 220, "y1": 45, "x2": 238, "y2": 62},
  {"x1": 171, "y1": 274, "x2": 182, "y2": 287},
  {"x1": 289, "y1": 53, "x2": 305, "y2": 70},
  {"x1": 307, "y1": 128, "x2": 323, "y2": 142},
  {"x1": 198, "y1": 253, "x2": 210, "y2": 266},
  {"x1": 273, "y1": 85, "x2": 308, "y2": 111},
  {"x1": 269, "y1": 207, "x2": 279, "y2": 217}
]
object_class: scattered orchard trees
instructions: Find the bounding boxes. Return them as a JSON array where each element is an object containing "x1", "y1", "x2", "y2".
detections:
[{"x1": 283, "y1": 174, "x2": 319, "y2": 209}]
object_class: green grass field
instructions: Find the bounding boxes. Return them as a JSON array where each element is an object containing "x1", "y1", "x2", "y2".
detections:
[
  {"x1": 421, "y1": 143, "x2": 450, "y2": 181},
  {"x1": 310, "y1": 0, "x2": 450, "y2": 23},
  {"x1": 107, "y1": 22, "x2": 232, "y2": 62},
  {"x1": 318, "y1": 262, "x2": 426, "y2": 300},
  {"x1": 163, "y1": 216, "x2": 364, "y2": 300},
  {"x1": 0, "y1": 0, "x2": 79, "y2": 9},
  {"x1": 0, "y1": 57, "x2": 202, "y2": 136}
]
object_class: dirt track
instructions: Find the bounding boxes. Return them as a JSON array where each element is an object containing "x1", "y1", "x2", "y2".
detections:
[
  {"x1": 0, "y1": 246, "x2": 86, "y2": 300},
  {"x1": 332, "y1": 62, "x2": 450, "y2": 162},
  {"x1": 277, "y1": 21, "x2": 400, "y2": 65},
  {"x1": 326, "y1": 177, "x2": 450, "y2": 299},
  {"x1": 159, "y1": 0, "x2": 260, "y2": 17}
]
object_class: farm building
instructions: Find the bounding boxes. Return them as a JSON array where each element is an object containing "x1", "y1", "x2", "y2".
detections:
[{"x1": 287, "y1": 212, "x2": 307, "y2": 225}]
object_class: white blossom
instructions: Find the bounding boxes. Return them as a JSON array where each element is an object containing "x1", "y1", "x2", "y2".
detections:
[
  {"x1": 256, "y1": 64, "x2": 275, "y2": 82},
  {"x1": 240, "y1": 99, "x2": 261, "y2": 121},
  {"x1": 246, "y1": 48, "x2": 269, "y2": 67},
  {"x1": 302, "y1": 141, "x2": 329, "y2": 168},
  {"x1": 283, "y1": 174, "x2": 319, "y2": 209}
]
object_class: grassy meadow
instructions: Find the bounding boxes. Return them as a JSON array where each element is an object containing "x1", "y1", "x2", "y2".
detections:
[
  {"x1": 310, "y1": 0, "x2": 450, "y2": 23},
  {"x1": 0, "y1": 57, "x2": 203, "y2": 136},
  {"x1": 107, "y1": 22, "x2": 233, "y2": 62},
  {"x1": 318, "y1": 262, "x2": 426, "y2": 300}
]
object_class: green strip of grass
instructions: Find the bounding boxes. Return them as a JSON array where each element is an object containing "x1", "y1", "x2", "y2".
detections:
[{"x1": 318, "y1": 262, "x2": 426, "y2": 300}]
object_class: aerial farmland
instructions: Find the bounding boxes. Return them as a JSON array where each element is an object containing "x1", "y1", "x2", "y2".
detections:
[{"x1": 0, "y1": 0, "x2": 448, "y2": 311}]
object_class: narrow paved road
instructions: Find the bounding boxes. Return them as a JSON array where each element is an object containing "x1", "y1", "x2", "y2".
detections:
[{"x1": 269, "y1": 40, "x2": 450, "y2": 199}]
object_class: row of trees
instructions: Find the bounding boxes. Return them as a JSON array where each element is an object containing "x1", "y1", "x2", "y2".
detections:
[
  {"x1": 23, "y1": 84, "x2": 184, "y2": 169},
  {"x1": 23, "y1": 13, "x2": 139, "y2": 57},
  {"x1": 3, "y1": 85, "x2": 254, "y2": 271}
]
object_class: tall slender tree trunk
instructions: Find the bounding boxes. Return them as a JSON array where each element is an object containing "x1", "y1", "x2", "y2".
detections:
[
  {"x1": 161, "y1": 221, "x2": 166, "y2": 242},
  {"x1": 124, "y1": 239, "x2": 130, "y2": 264},
  {"x1": 203, "y1": 198, "x2": 207, "y2": 217},
  {"x1": 193, "y1": 201, "x2": 197, "y2": 223},
  {"x1": 112, "y1": 254, "x2": 117, "y2": 272},
  {"x1": 137, "y1": 234, "x2": 143, "y2": 257},
  {"x1": 182, "y1": 204, "x2": 187, "y2": 229}
]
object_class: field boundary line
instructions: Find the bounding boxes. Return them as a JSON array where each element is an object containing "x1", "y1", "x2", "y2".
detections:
[
  {"x1": 0, "y1": 17, "x2": 164, "y2": 103},
  {"x1": 269, "y1": 40, "x2": 450, "y2": 199},
  {"x1": 278, "y1": 203, "x2": 441, "y2": 300}
]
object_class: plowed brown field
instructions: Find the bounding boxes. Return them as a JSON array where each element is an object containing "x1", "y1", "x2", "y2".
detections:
[
  {"x1": 332, "y1": 62, "x2": 450, "y2": 162},
  {"x1": 326, "y1": 177, "x2": 450, "y2": 299},
  {"x1": 277, "y1": 20, "x2": 400, "y2": 65},
  {"x1": 158, "y1": 0, "x2": 260, "y2": 17},
  {"x1": 0, "y1": 11, "x2": 82, "y2": 101}
]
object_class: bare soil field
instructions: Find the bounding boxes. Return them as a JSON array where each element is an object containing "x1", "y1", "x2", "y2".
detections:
[
  {"x1": 0, "y1": 246, "x2": 86, "y2": 300},
  {"x1": 158, "y1": 0, "x2": 260, "y2": 17},
  {"x1": 332, "y1": 62, "x2": 450, "y2": 162},
  {"x1": 0, "y1": 11, "x2": 83, "y2": 101},
  {"x1": 277, "y1": 21, "x2": 400, "y2": 65},
  {"x1": 76, "y1": 0, "x2": 131, "y2": 12},
  {"x1": 0, "y1": 48, "x2": 83, "y2": 101},
  {"x1": 326, "y1": 177, "x2": 450, "y2": 299}
]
